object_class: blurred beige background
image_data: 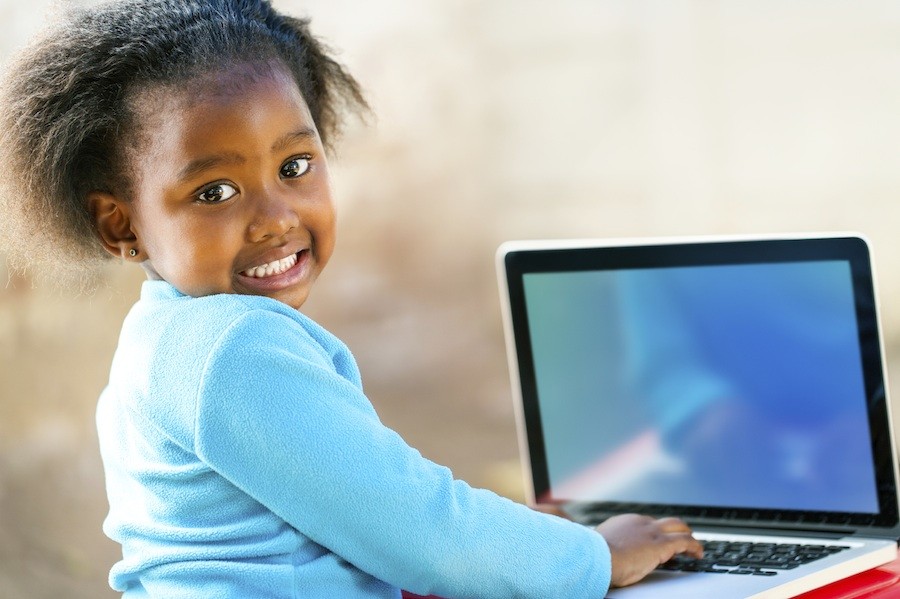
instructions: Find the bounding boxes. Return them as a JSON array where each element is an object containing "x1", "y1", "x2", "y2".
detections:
[{"x1": 2, "y1": 0, "x2": 900, "y2": 597}]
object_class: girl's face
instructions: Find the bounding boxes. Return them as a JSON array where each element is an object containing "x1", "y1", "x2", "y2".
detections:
[{"x1": 120, "y1": 63, "x2": 335, "y2": 310}]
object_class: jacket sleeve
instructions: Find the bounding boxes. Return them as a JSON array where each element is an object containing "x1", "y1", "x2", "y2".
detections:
[{"x1": 192, "y1": 309, "x2": 611, "y2": 599}]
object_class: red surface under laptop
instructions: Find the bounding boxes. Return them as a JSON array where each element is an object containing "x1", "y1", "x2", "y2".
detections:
[{"x1": 795, "y1": 555, "x2": 900, "y2": 599}]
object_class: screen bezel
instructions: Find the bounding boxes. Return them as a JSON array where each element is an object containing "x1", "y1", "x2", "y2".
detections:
[{"x1": 502, "y1": 235, "x2": 899, "y2": 532}]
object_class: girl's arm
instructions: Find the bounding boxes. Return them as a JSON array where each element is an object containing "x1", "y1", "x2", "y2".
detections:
[{"x1": 192, "y1": 308, "x2": 612, "y2": 599}]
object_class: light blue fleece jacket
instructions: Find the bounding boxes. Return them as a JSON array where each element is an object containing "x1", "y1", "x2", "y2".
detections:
[{"x1": 97, "y1": 280, "x2": 611, "y2": 598}]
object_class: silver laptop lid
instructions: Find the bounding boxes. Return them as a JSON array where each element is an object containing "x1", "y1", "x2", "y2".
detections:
[{"x1": 497, "y1": 233, "x2": 900, "y2": 539}]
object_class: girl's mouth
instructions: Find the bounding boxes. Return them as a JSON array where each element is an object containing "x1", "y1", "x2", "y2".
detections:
[
  {"x1": 235, "y1": 249, "x2": 311, "y2": 294},
  {"x1": 240, "y1": 252, "x2": 299, "y2": 278}
]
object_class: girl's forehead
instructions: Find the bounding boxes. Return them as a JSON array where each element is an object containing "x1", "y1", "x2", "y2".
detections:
[
  {"x1": 122, "y1": 61, "x2": 319, "y2": 186},
  {"x1": 175, "y1": 61, "x2": 308, "y2": 112},
  {"x1": 129, "y1": 61, "x2": 307, "y2": 124},
  {"x1": 127, "y1": 61, "x2": 314, "y2": 144}
]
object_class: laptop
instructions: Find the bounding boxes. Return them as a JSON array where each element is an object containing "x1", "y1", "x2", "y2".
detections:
[{"x1": 496, "y1": 233, "x2": 900, "y2": 598}]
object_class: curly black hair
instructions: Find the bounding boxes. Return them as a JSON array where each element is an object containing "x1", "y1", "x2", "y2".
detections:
[{"x1": 0, "y1": 0, "x2": 366, "y2": 277}]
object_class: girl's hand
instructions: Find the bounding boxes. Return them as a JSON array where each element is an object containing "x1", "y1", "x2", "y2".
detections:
[{"x1": 596, "y1": 514, "x2": 703, "y2": 587}]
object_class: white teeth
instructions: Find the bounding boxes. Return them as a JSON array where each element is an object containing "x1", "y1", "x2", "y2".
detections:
[{"x1": 241, "y1": 253, "x2": 298, "y2": 278}]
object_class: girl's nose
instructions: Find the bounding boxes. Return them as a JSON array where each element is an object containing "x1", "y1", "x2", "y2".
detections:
[{"x1": 246, "y1": 192, "x2": 300, "y2": 243}]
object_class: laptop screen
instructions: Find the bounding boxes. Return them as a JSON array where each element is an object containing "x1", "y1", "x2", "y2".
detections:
[{"x1": 503, "y1": 236, "x2": 898, "y2": 528}]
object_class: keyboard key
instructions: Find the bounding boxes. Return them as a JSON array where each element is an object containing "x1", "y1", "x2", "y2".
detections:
[{"x1": 658, "y1": 539, "x2": 850, "y2": 575}]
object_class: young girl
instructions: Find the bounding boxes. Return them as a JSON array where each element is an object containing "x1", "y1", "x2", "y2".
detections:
[{"x1": 0, "y1": 1, "x2": 701, "y2": 597}]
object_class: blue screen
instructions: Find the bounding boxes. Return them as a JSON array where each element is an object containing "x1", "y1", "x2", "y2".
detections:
[{"x1": 523, "y1": 260, "x2": 879, "y2": 513}]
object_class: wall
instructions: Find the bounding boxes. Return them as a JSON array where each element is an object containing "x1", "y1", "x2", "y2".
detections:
[{"x1": 1, "y1": 1, "x2": 899, "y2": 596}]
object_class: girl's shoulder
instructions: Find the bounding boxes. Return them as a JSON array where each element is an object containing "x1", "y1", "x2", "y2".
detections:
[
  {"x1": 128, "y1": 280, "x2": 342, "y2": 358},
  {"x1": 118, "y1": 279, "x2": 357, "y2": 389},
  {"x1": 109, "y1": 281, "x2": 361, "y2": 448}
]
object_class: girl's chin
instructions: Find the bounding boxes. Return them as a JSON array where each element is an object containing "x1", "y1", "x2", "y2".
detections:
[{"x1": 235, "y1": 283, "x2": 314, "y2": 310}]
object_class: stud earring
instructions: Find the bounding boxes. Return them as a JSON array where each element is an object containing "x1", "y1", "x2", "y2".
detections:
[{"x1": 129, "y1": 248, "x2": 138, "y2": 257}]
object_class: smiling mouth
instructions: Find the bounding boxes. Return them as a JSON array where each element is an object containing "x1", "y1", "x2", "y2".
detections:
[{"x1": 240, "y1": 252, "x2": 300, "y2": 279}]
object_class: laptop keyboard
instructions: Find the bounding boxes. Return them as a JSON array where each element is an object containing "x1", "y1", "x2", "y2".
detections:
[{"x1": 659, "y1": 540, "x2": 851, "y2": 577}]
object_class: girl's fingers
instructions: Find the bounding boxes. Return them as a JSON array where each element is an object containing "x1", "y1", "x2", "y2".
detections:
[
  {"x1": 681, "y1": 535, "x2": 705, "y2": 559},
  {"x1": 655, "y1": 518, "x2": 705, "y2": 559},
  {"x1": 655, "y1": 517, "x2": 693, "y2": 533}
]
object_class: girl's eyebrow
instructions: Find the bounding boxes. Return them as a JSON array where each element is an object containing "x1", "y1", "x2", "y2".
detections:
[
  {"x1": 272, "y1": 127, "x2": 317, "y2": 152},
  {"x1": 177, "y1": 152, "x2": 245, "y2": 183}
]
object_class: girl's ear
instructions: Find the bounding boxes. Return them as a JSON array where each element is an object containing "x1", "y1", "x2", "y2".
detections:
[{"x1": 87, "y1": 191, "x2": 141, "y2": 261}]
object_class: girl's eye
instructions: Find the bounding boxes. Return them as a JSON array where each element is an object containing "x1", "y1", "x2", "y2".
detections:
[
  {"x1": 197, "y1": 183, "x2": 238, "y2": 204},
  {"x1": 280, "y1": 156, "x2": 311, "y2": 179}
]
